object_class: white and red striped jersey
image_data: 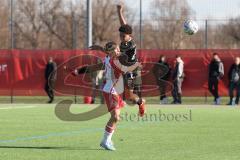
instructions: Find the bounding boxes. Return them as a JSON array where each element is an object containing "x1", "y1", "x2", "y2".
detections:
[{"x1": 102, "y1": 56, "x2": 129, "y2": 94}]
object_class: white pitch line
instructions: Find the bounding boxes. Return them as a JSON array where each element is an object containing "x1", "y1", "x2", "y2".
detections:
[{"x1": 0, "y1": 106, "x2": 37, "y2": 110}]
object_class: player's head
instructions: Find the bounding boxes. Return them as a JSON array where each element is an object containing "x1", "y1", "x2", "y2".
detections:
[
  {"x1": 49, "y1": 57, "x2": 53, "y2": 63},
  {"x1": 104, "y1": 41, "x2": 120, "y2": 57},
  {"x1": 119, "y1": 24, "x2": 132, "y2": 42},
  {"x1": 235, "y1": 57, "x2": 240, "y2": 65},
  {"x1": 213, "y1": 53, "x2": 220, "y2": 61},
  {"x1": 175, "y1": 55, "x2": 182, "y2": 62},
  {"x1": 160, "y1": 55, "x2": 166, "y2": 62}
]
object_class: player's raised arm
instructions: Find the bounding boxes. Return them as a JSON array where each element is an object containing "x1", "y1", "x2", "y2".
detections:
[{"x1": 117, "y1": 4, "x2": 127, "y2": 26}]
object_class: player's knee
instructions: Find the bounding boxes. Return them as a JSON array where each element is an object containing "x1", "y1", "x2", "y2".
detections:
[{"x1": 111, "y1": 114, "x2": 120, "y2": 122}]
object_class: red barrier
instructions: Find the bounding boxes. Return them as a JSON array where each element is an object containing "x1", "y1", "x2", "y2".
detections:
[{"x1": 0, "y1": 49, "x2": 240, "y2": 97}]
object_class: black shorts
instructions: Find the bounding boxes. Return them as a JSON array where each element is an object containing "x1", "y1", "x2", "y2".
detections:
[{"x1": 123, "y1": 67, "x2": 142, "y2": 90}]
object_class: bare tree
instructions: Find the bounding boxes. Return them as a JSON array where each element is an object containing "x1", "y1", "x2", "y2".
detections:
[
  {"x1": 216, "y1": 18, "x2": 240, "y2": 48},
  {"x1": 13, "y1": 0, "x2": 86, "y2": 49},
  {"x1": 143, "y1": 0, "x2": 196, "y2": 49},
  {"x1": 39, "y1": 0, "x2": 85, "y2": 49},
  {"x1": 91, "y1": 0, "x2": 136, "y2": 46},
  {"x1": 3, "y1": 0, "x2": 239, "y2": 50},
  {"x1": 39, "y1": 0, "x2": 74, "y2": 49},
  {"x1": 0, "y1": 0, "x2": 10, "y2": 49},
  {"x1": 225, "y1": 18, "x2": 240, "y2": 42},
  {"x1": 92, "y1": 0, "x2": 120, "y2": 45},
  {"x1": 14, "y1": 0, "x2": 44, "y2": 49}
]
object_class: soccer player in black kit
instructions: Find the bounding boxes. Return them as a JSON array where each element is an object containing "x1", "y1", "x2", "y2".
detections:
[{"x1": 117, "y1": 4, "x2": 145, "y2": 116}]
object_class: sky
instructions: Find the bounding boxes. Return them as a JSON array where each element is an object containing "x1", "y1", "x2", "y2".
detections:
[
  {"x1": 187, "y1": 0, "x2": 240, "y2": 19},
  {"x1": 73, "y1": 0, "x2": 240, "y2": 20},
  {"x1": 124, "y1": 0, "x2": 240, "y2": 20}
]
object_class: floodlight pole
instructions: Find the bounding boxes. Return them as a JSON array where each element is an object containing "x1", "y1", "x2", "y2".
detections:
[
  {"x1": 86, "y1": 0, "x2": 92, "y2": 48},
  {"x1": 10, "y1": 0, "x2": 14, "y2": 50},
  {"x1": 85, "y1": 0, "x2": 93, "y2": 104},
  {"x1": 71, "y1": 1, "x2": 78, "y2": 104},
  {"x1": 10, "y1": 0, "x2": 14, "y2": 103},
  {"x1": 204, "y1": 19, "x2": 208, "y2": 104},
  {"x1": 139, "y1": 0, "x2": 142, "y2": 49},
  {"x1": 71, "y1": 3, "x2": 77, "y2": 50},
  {"x1": 205, "y1": 19, "x2": 208, "y2": 49}
]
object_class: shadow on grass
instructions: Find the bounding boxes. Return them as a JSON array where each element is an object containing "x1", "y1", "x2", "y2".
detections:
[{"x1": 0, "y1": 146, "x2": 102, "y2": 151}]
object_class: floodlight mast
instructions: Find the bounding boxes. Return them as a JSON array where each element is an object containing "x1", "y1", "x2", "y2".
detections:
[{"x1": 86, "y1": 0, "x2": 92, "y2": 48}]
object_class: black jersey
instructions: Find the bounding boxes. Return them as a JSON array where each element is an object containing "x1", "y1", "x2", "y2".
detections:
[
  {"x1": 45, "y1": 62, "x2": 57, "y2": 80},
  {"x1": 119, "y1": 39, "x2": 137, "y2": 66}
]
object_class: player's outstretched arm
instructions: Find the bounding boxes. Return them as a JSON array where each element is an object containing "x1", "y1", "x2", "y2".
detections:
[
  {"x1": 73, "y1": 63, "x2": 104, "y2": 76},
  {"x1": 117, "y1": 4, "x2": 127, "y2": 26}
]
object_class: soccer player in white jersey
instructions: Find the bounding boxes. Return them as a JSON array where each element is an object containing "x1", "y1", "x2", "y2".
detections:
[{"x1": 74, "y1": 42, "x2": 142, "y2": 151}]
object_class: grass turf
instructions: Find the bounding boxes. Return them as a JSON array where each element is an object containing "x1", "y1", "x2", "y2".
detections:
[
  {"x1": 0, "y1": 104, "x2": 239, "y2": 160},
  {"x1": 0, "y1": 96, "x2": 232, "y2": 104}
]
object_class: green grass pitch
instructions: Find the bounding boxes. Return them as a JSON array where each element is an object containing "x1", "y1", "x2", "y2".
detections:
[{"x1": 0, "y1": 104, "x2": 240, "y2": 160}]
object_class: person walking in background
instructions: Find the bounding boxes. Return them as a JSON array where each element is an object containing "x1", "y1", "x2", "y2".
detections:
[
  {"x1": 153, "y1": 55, "x2": 171, "y2": 104},
  {"x1": 172, "y1": 55, "x2": 184, "y2": 104},
  {"x1": 45, "y1": 57, "x2": 57, "y2": 103},
  {"x1": 208, "y1": 53, "x2": 224, "y2": 105},
  {"x1": 227, "y1": 57, "x2": 240, "y2": 105}
]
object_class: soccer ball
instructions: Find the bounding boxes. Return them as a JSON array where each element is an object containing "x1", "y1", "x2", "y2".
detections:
[{"x1": 184, "y1": 20, "x2": 198, "y2": 35}]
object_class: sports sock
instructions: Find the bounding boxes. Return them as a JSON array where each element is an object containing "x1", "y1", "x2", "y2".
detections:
[{"x1": 102, "y1": 125, "x2": 115, "y2": 143}]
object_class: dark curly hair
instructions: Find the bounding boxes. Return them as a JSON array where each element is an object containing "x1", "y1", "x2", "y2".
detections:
[
  {"x1": 119, "y1": 24, "x2": 132, "y2": 34},
  {"x1": 104, "y1": 41, "x2": 117, "y2": 52}
]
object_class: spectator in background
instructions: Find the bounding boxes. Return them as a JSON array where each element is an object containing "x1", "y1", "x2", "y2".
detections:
[
  {"x1": 45, "y1": 57, "x2": 57, "y2": 103},
  {"x1": 172, "y1": 55, "x2": 184, "y2": 104},
  {"x1": 153, "y1": 55, "x2": 171, "y2": 104},
  {"x1": 227, "y1": 57, "x2": 240, "y2": 105},
  {"x1": 208, "y1": 53, "x2": 224, "y2": 105}
]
